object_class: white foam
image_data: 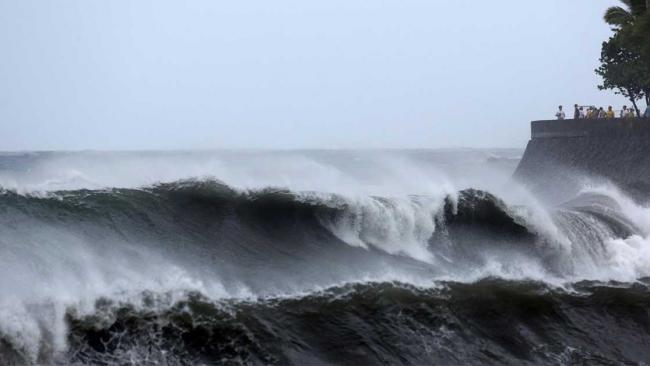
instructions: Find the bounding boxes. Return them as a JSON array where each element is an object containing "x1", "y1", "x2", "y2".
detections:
[
  {"x1": 311, "y1": 193, "x2": 449, "y2": 262},
  {"x1": 2, "y1": 151, "x2": 650, "y2": 360}
]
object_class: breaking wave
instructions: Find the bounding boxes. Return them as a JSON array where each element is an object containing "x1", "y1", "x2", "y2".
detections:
[{"x1": 1, "y1": 178, "x2": 650, "y2": 364}]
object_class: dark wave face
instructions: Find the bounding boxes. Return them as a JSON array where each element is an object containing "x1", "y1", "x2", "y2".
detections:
[
  {"x1": 0, "y1": 174, "x2": 649, "y2": 365},
  {"x1": 6, "y1": 280, "x2": 650, "y2": 365}
]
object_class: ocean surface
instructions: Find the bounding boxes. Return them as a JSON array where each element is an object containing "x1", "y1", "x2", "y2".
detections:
[{"x1": 1, "y1": 149, "x2": 650, "y2": 365}]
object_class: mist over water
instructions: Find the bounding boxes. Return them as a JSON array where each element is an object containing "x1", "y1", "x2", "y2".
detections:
[
  {"x1": 0, "y1": 149, "x2": 521, "y2": 194},
  {"x1": 2, "y1": 149, "x2": 650, "y2": 365}
]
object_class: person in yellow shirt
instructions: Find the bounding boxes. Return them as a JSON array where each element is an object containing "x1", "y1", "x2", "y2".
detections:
[
  {"x1": 624, "y1": 106, "x2": 635, "y2": 118},
  {"x1": 606, "y1": 106, "x2": 615, "y2": 119}
]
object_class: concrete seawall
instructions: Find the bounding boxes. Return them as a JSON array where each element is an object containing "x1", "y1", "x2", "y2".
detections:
[{"x1": 513, "y1": 118, "x2": 650, "y2": 201}]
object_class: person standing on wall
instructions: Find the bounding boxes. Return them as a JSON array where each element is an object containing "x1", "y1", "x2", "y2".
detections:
[
  {"x1": 574, "y1": 104, "x2": 580, "y2": 119},
  {"x1": 606, "y1": 106, "x2": 615, "y2": 119},
  {"x1": 645, "y1": 105, "x2": 650, "y2": 118},
  {"x1": 556, "y1": 105, "x2": 565, "y2": 120}
]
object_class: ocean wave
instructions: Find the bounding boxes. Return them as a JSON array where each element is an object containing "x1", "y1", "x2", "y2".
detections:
[
  {"x1": 2, "y1": 179, "x2": 650, "y2": 364},
  {"x1": 3, "y1": 279, "x2": 650, "y2": 365}
]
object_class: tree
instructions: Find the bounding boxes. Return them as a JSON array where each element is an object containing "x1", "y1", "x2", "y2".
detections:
[
  {"x1": 605, "y1": 0, "x2": 650, "y2": 61},
  {"x1": 595, "y1": 36, "x2": 649, "y2": 116},
  {"x1": 597, "y1": 0, "x2": 650, "y2": 114},
  {"x1": 604, "y1": 0, "x2": 647, "y2": 28}
]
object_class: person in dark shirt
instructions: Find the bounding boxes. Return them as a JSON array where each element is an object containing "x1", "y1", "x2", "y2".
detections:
[{"x1": 574, "y1": 104, "x2": 580, "y2": 119}]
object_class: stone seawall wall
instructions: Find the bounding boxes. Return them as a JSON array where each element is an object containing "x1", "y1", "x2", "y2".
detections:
[{"x1": 513, "y1": 118, "x2": 650, "y2": 201}]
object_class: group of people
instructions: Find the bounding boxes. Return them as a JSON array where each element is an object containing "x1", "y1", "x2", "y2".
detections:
[{"x1": 555, "y1": 104, "x2": 650, "y2": 120}]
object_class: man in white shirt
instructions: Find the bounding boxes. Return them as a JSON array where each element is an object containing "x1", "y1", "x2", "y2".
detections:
[{"x1": 555, "y1": 105, "x2": 565, "y2": 120}]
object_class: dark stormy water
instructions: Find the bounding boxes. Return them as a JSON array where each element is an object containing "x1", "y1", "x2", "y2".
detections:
[{"x1": 1, "y1": 149, "x2": 650, "y2": 365}]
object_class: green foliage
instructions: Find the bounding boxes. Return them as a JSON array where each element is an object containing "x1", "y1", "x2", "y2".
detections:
[
  {"x1": 597, "y1": 0, "x2": 650, "y2": 113},
  {"x1": 596, "y1": 37, "x2": 650, "y2": 113},
  {"x1": 604, "y1": 6, "x2": 634, "y2": 27}
]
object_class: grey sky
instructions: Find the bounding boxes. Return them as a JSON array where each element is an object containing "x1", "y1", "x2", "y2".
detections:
[{"x1": 0, "y1": 0, "x2": 631, "y2": 150}]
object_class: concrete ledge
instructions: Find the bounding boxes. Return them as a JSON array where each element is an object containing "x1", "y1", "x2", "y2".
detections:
[
  {"x1": 531, "y1": 118, "x2": 650, "y2": 139},
  {"x1": 515, "y1": 117, "x2": 650, "y2": 202}
]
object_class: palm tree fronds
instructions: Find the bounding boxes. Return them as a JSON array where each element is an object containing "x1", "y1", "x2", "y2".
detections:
[{"x1": 604, "y1": 6, "x2": 634, "y2": 26}]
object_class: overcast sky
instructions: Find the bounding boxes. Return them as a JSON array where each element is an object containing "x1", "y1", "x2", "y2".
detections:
[{"x1": 0, "y1": 0, "x2": 631, "y2": 150}]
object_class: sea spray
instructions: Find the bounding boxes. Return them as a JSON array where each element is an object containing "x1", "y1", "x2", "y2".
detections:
[{"x1": 1, "y1": 150, "x2": 650, "y2": 364}]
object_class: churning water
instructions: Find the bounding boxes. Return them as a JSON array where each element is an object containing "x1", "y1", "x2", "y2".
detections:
[{"x1": 1, "y1": 149, "x2": 650, "y2": 365}]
